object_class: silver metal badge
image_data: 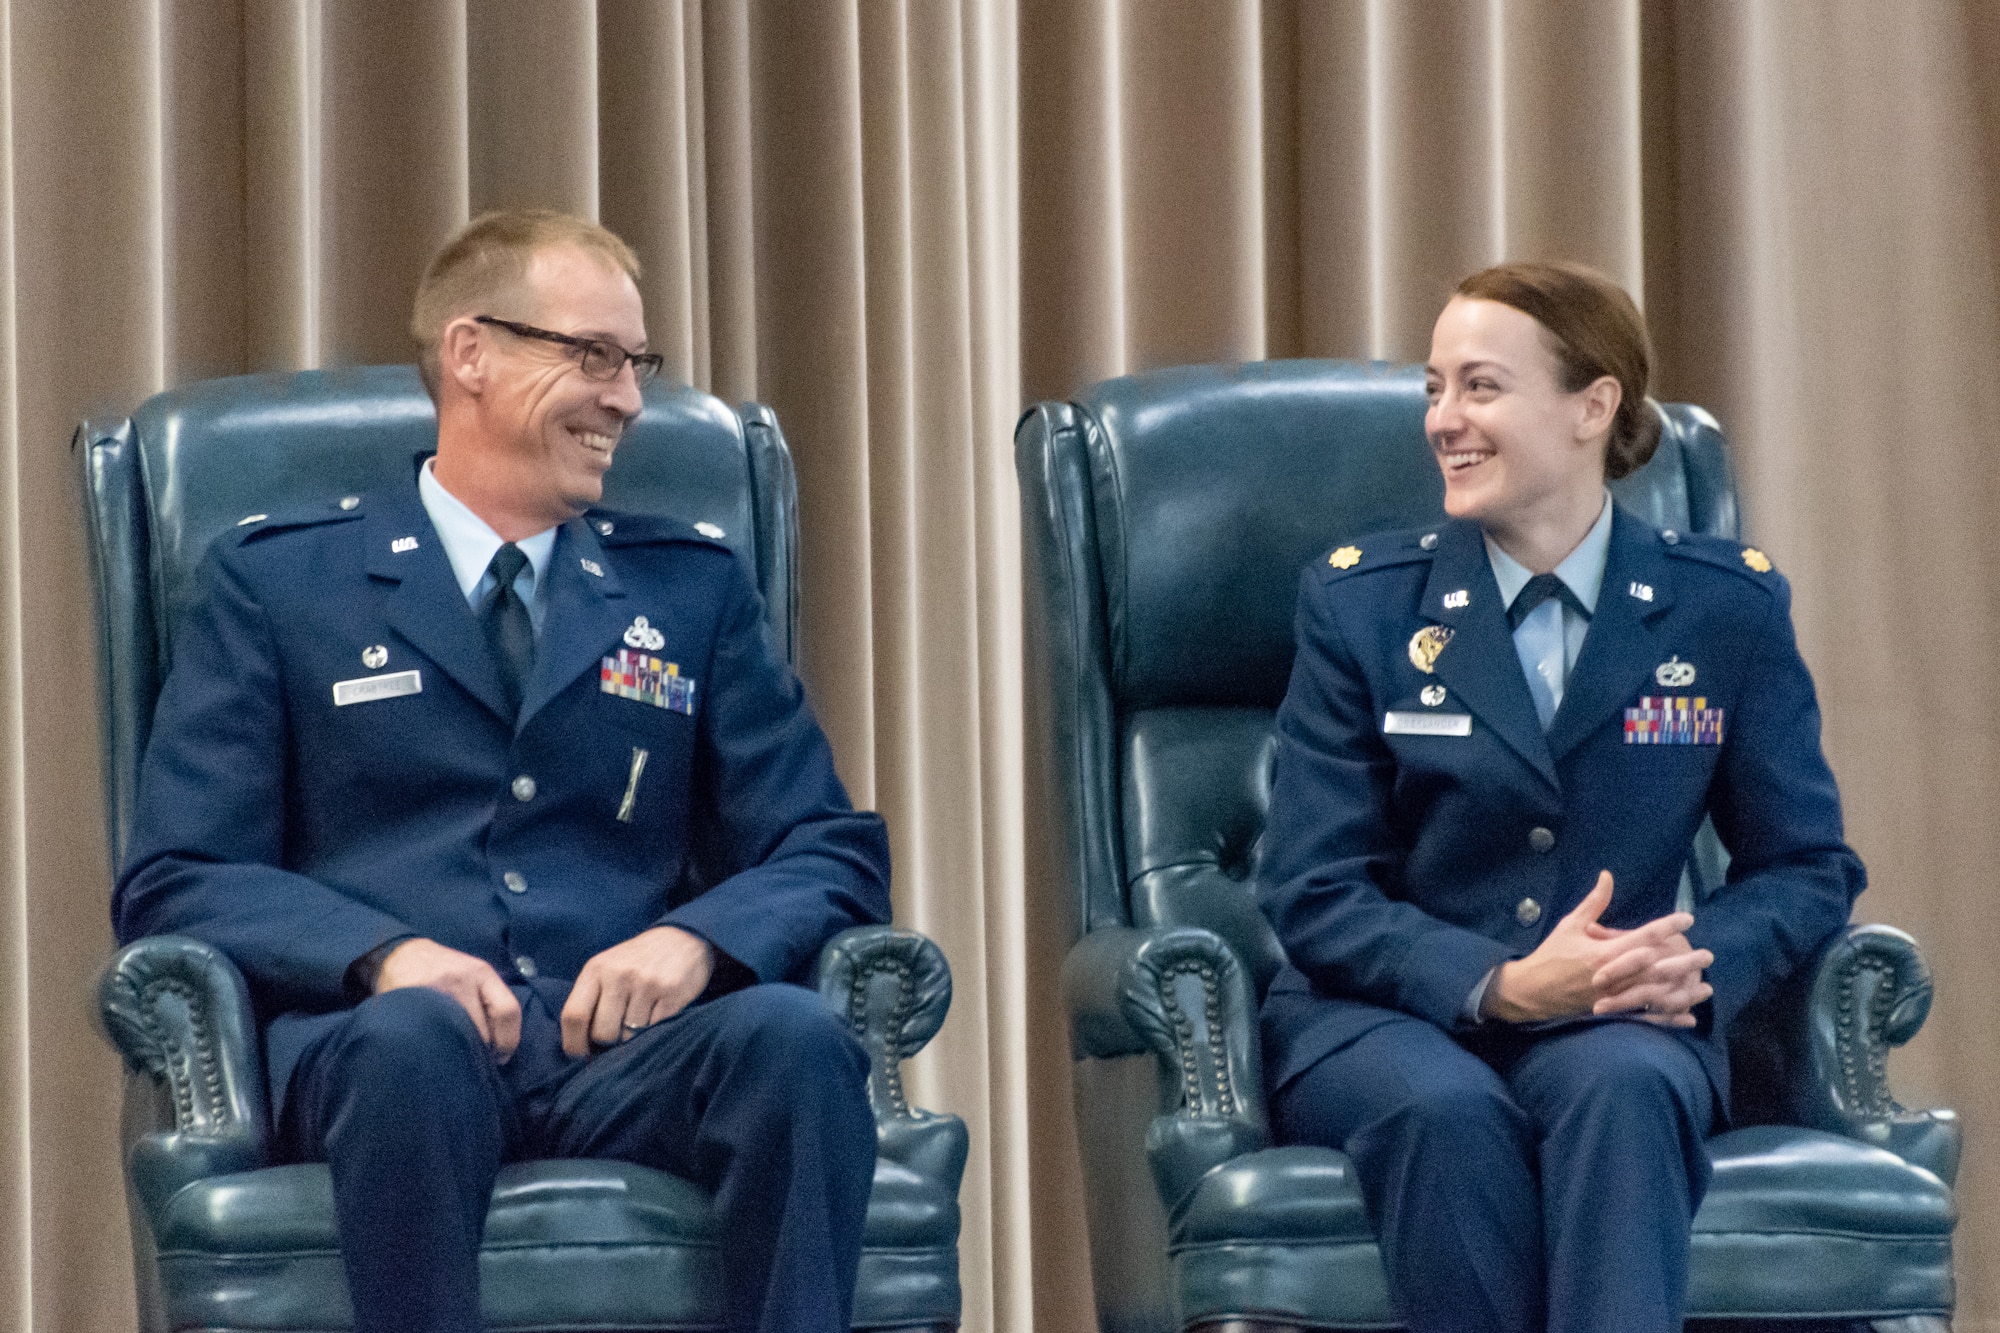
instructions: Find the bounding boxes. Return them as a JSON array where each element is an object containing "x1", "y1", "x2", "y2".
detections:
[
  {"x1": 391, "y1": 536, "x2": 418, "y2": 554},
  {"x1": 1420, "y1": 684, "x2": 1447, "y2": 707},
  {"x1": 580, "y1": 558, "x2": 605, "y2": 577},
  {"x1": 1655, "y1": 655, "x2": 1696, "y2": 687},
  {"x1": 236, "y1": 513, "x2": 267, "y2": 526},
  {"x1": 332, "y1": 669, "x2": 421, "y2": 706},
  {"x1": 1442, "y1": 589, "x2": 1470, "y2": 610},
  {"x1": 361, "y1": 645, "x2": 389, "y2": 669},
  {"x1": 623, "y1": 615, "x2": 666, "y2": 651},
  {"x1": 1384, "y1": 711, "x2": 1472, "y2": 737}
]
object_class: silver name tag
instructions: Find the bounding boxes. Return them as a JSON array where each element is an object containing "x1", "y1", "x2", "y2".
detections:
[
  {"x1": 1383, "y1": 710, "x2": 1472, "y2": 737},
  {"x1": 333, "y1": 670, "x2": 423, "y2": 707}
]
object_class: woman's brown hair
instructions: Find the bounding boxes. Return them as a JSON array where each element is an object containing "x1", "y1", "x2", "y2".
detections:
[{"x1": 1454, "y1": 261, "x2": 1660, "y2": 480}]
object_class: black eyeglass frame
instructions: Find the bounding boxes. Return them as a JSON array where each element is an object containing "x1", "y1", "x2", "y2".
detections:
[{"x1": 473, "y1": 315, "x2": 665, "y2": 386}]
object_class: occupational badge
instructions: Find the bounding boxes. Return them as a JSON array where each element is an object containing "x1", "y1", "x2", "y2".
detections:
[
  {"x1": 1741, "y1": 547, "x2": 1773, "y2": 573},
  {"x1": 1420, "y1": 684, "x2": 1447, "y2": 707},
  {"x1": 1655, "y1": 655, "x2": 1696, "y2": 688},
  {"x1": 1624, "y1": 696, "x2": 1724, "y2": 745},
  {"x1": 1329, "y1": 545, "x2": 1362, "y2": 570},
  {"x1": 623, "y1": 615, "x2": 666, "y2": 651},
  {"x1": 361, "y1": 644, "x2": 389, "y2": 669},
  {"x1": 1408, "y1": 625, "x2": 1454, "y2": 674}
]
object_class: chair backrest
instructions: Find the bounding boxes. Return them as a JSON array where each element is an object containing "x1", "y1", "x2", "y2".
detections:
[
  {"x1": 1017, "y1": 359, "x2": 1738, "y2": 995},
  {"x1": 80, "y1": 364, "x2": 800, "y2": 871}
]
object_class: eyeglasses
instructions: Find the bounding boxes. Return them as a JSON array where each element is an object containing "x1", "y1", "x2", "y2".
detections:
[{"x1": 474, "y1": 315, "x2": 665, "y2": 386}]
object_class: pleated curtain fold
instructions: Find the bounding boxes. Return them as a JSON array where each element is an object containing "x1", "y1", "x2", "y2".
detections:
[{"x1": 3, "y1": 2, "x2": 2000, "y2": 1330}]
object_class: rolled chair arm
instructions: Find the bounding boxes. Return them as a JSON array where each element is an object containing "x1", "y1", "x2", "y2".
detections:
[
  {"x1": 1064, "y1": 926, "x2": 1269, "y2": 1213},
  {"x1": 816, "y1": 925, "x2": 967, "y2": 1188},
  {"x1": 1799, "y1": 923, "x2": 1960, "y2": 1184},
  {"x1": 98, "y1": 935, "x2": 271, "y2": 1218}
]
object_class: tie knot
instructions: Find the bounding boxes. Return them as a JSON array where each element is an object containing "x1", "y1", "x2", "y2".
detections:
[
  {"x1": 1508, "y1": 572, "x2": 1588, "y2": 630},
  {"x1": 488, "y1": 542, "x2": 528, "y2": 585}
]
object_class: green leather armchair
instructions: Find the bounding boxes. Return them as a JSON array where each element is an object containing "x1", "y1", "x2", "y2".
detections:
[
  {"x1": 83, "y1": 366, "x2": 965, "y2": 1333},
  {"x1": 1017, "y1": 360, "x2": 1958, "y2": 1333}
]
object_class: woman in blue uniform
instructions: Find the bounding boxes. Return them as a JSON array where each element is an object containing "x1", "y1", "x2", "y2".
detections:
[{"x1": 1257, "y1": 261, "x2": 1864, "y2": 1333}]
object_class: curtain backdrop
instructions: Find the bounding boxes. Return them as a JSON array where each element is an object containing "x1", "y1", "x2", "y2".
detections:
[{"x1": 1, "y1": 2, "x2": 1998, "y2": 1331}]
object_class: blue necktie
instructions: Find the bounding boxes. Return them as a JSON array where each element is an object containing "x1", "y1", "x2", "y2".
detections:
[{"x1": 481, "y1": 543, "x2": 534, "y2": 718}]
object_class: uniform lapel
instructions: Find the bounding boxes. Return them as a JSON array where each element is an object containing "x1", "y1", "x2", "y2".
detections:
[
  {"x1": 1422, "y1": 521, "x2": 1559, "y2": 791},
  {"x1": 363, "y1": 485, "x2": 514, "y2": 722},
  {"x1": 1544, "y1": 507, "x2": 1677, "y2": 761},
  {"x1": 517, "y1": 517, "x2": 629, "y2": 728}
]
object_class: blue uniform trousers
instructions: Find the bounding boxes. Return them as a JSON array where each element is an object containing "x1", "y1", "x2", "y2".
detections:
[
  {"x1": 1272, "y1": 1011, "x2": 1714, "y2": 1333},
  {"x1": 280, "y1": 981, "x2": 876, "y2": 1333}
]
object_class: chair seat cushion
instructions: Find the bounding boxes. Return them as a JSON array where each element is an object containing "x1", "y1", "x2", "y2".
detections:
[
  {"x1": 152, "y1": 1156, "x2": 958, "y2": 1331},
  {"x1": 1688, "y1": 1125, "x2": 1954, "y2": 1319},
  {"x1": 1166, "y1": 1129, "x2": 1952, "y2": 1328}
]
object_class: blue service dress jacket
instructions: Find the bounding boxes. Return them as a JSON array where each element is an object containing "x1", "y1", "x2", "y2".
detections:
[
  {"x1": 1258, "y1": 507, "x2": 1865, "y2": 1108},
  {"x1": 114, "y1": 474, "x2": 892, "y2": 1114}
]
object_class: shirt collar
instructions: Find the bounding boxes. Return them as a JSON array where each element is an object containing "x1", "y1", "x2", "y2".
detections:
[
  {"x1": 1483, "y1": 491, "x2": 1615, "y2": 614},
  {"x1": 417, "y1": 457, "x2": 558, "y2": 602}
]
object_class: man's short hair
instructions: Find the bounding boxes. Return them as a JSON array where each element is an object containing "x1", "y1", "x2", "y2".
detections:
[{"x1": 411, "y1": 209, "x2": 642, "y2": 397}]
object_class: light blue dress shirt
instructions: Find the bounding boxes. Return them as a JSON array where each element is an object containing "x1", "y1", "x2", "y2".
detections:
[
  {"x1": 417, "y1": 458, "x2": 558, "y2": 637},
  {"x1": 1463, "y1": 492, "x2": 1615, "y2": 1020},
  {"x1": 1483, "y1": 492, "x2": 1615, "y2": 730}
]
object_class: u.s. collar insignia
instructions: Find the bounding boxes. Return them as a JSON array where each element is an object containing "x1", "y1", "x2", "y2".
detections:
[
  {"x1": 623, "y1": 615, "x2": 666, "y2": 651},
  {"x1": 1442, "y1": 589, "x2": 1470, "y2": 610},
  {"x1": 1655, "y1": 655, "x2": 1696, "y2": 688},
  {"x1": 1408, "y1": 625, "x2": 1454, "y2": 674},
  {"x1": 1741, "y1": 547, "x2": 1773, "y2": 573},
  {"x1": 1329, "y1": 545, "x2": 1362, "y2": 570}
]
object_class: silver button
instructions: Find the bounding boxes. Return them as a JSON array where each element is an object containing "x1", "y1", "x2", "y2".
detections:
[
  {"x1": 511, "y1": 775, "x2": 536, "y2": 802},
  {"x1": 515, "y1": 955, "x2": 537, "y2": 977},
  {"x1": 1516, "y1": 898, "x2": 1543, "y2": 926},
  {"x1": 596, "y1": 520, "x2": 614, "y2": 536},
  {"x1": 1661, "y1": 529, "x2": 1679, "y2": 544},
  {"x1": 1419, "y1": 532, "x2": 1439, "y2": 551},
  {"x1": 503, "y1": 871, "x2": 527, "y2": 894},
  {"x1": 1528, "y1": 826, "x2": 1556, "y2": 853},
  {"x1": 339, "y1": 496, "x2": 360, "y2": 511}
]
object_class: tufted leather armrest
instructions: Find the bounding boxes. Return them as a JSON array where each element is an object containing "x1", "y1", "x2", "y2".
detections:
[
  {"x1": 816, "y1": 925, "x2": 969, "y2": 1191},
  {"x1": 1796, "y1": 924, "x2": 1960, "y2": 1184},
  {"x1": 1065, "y1": 925, "x2": 1269, "y2": 1213},
  {"x1": 99, "y1": 936, "x2": 271, "y2": 1221}
]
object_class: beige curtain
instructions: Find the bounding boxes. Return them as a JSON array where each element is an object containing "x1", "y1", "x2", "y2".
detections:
[{"x1": 3, "y1": 1, "x2": 1999, "y2": 1330}]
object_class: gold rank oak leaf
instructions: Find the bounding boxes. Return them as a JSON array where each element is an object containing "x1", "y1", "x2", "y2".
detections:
[
  {"x1": 1741, "y1": 547, "x2": 1773, "y2": 573},
  {"x1": 1329, "y1": 545, "x2": 1362, "y2": 570}
]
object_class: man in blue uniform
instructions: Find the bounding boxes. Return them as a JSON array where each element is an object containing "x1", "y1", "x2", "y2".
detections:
[{"x1": 113, "y1": 210, "x2": 891, "y2": 1333}]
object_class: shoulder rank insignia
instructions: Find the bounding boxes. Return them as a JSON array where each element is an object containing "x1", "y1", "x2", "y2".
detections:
[
  {"x1": 1329, "y1": 545, "x2": 1362, "y2": 570},
  {"x1": 1408, "y1": 624, "x2": 1454, "y2": 674},
  {"x1": 1741, "y1": 547, "x2": 1773, "y2": 573}
]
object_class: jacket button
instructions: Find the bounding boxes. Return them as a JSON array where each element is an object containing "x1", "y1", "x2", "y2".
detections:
[
  {"x1": 1516, "y1": 898, "x2": 1543, "y2": 926},
  {"x1": 515, "y1": 955, "x2": 537, "y2": 978},
  {"x1": 1528, "y1": 826, "x2": 1556, "y2": 853},
  {"x1": 503, "y1": 871, "x2": 527, "y2": 894},
  {"x1": 511, "y1": 775, "x2": 537, "y2": 802}
]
